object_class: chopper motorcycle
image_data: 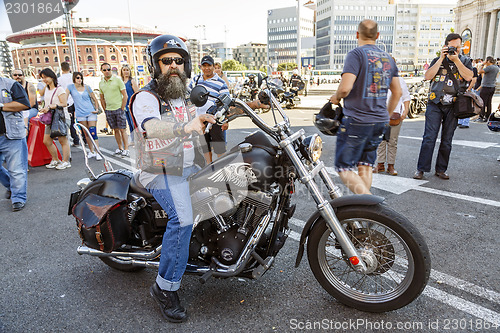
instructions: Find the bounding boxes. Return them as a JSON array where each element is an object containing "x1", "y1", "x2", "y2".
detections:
[{"x1": 69, "y1": 79, "x2": 430, "y2": 312}]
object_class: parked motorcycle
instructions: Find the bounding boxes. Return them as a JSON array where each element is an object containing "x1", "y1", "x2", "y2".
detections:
[
  {"x1": 69, "y1": 78, "x2": 430, "y2": 312},
  {"x1": 268, "y1": 78, "x2": 300, "y2": 109}
]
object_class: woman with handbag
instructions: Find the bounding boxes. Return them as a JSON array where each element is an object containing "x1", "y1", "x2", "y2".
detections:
[
  {"x1": 66, "y1": 72, "x2": 102, "y2": 160},
  {"x1": 40, "y1": 68, "x2": 71, "y2": 170}
]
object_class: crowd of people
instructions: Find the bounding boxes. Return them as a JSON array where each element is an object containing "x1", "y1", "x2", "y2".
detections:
[{"x1": 1, "y1": 20, "x2": 499, "y2": 324}]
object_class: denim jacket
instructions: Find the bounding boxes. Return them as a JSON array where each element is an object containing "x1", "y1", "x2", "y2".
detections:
[
  {"x1": 0, "y1": 78, "x2": 27, "y2": 140},
  {"x1": 129, "y1": 80, "x2": 206, "y2": 176}
]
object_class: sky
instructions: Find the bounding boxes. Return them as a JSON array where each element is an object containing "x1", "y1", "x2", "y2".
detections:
[{"x1": 1, "y1": 0, "x2": 459, "y2": 45}]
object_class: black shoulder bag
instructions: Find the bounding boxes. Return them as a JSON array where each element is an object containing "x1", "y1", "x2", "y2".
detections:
[{"x1": 443, "y1": 59, "x2": 482, "y2": 119}]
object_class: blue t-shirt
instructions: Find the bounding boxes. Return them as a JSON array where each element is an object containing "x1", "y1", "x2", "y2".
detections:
[
  {"x1": 342, "y1": 44, "x2": 398, "y2": 122},
  {"x1": 67, "y1": 84, "x2": 95, "y2": 118}
]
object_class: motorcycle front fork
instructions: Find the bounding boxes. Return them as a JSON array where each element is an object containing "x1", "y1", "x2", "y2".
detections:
[{"x1": 280, "y1": 138, "x2": 368, "y2": 273}]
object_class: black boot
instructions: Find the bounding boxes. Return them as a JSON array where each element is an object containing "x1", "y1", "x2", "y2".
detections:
[{"x1": 150, "y1": 283, "x2": 187, "y2": 323}]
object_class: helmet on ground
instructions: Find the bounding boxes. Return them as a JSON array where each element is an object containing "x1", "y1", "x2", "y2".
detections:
[
  {"x1": 146, "y1": 35, "x2": 192, "y2": 79},
  {"x1": 314, "y1": 102, "x2": 344, "y2": 136},
  {"x1": 487, "y1": 111, "x2": 500, "y2": 132}
]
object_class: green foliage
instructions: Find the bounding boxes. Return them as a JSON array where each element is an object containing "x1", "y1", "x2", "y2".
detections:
[
  {"x1": 222, "y1": 59, "x2": 247, "y2": 71},
  {"x1": 258, "y1": 66, "x2": 268, "y2": 74},
  {"x1": 277, "y1": 62, "x2": 297, "y2": 71}
]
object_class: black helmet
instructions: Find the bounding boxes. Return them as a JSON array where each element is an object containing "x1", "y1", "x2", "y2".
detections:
[
  {"x1": 487, "y1": 111, "x2": 500, "y2": 132},
  {"x1": 147, "y1": 35, "x2": 192, "y2": 79},
  {"x1": 314, "y1": 102, "x2": 344, "y2": 136}
]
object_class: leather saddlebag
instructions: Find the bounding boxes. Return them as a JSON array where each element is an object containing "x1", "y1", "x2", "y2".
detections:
[{"x1": 72, "y1": 193, "x2": 130, "y2": 252}]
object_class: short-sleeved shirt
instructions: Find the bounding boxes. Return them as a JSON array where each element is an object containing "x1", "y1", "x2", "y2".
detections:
[
  {"x1": 99, "y1": 76, "x2": 126, "y2": 110},
  {"x1": 44, "y1": 86, "x2": 68, "y2": 120},
  {"x1": 58, "y1": 73, "x2": 74, "y2": 106},
  {"x1": 342, "y1": 44, "x2": 399, "y2": 123},
  {"x1": 0, "y1": 78, "x2": 30, "y2": 135},
  {"x1": 482, "y1": 65, "x2": 499, "y2": 87},
  {"x1": 387, "y1": 77, "x2": 411, "y2": 115},
  {"x1": 427, "y1": 55, "x2": 473, "y2": 105},
  {"x1": 187, "y1": 73, "x2": 229, "y2": 116},
  {"x1": 67, "y1": 84, "x2": 95, "y2": 118}
]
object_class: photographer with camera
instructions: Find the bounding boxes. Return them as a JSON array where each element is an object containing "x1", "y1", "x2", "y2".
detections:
[{"x1": 413, "y1": 33, "x2": 473, "y2": 180}]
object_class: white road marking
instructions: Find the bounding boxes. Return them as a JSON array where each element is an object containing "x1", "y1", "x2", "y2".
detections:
[{"x1": 399, "y1": 135, "x2": 499, "y2": 149}]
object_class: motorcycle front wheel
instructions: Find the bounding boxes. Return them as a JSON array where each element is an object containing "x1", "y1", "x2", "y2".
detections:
[{"x1": 307, "y1": 204, "x2": 430, "y2": 312}]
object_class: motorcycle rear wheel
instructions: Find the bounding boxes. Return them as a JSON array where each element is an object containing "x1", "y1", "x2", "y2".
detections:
[
  {"x1": 99, "y1": 256, "x2": 145, "y2": 272},
  {"x1": 307, "y1": 204, "x2": 430, "y2": 312},
  {"x1": 408, "y1": 101, "x2": 418, "y2": 118}
]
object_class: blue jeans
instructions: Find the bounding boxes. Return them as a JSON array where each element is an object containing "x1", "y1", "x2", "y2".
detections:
[
  {"x1": 335, "y1": 116, "x2": 388, "y2": 172},
  {"x1": 146, "y1": 165, "x2": 199, "y2": 291},
  {"x1": 417, "y1": 102, "x2": 457, "y2": 173},
  {"x1": 0, "y1": 136, "x2": 28, "y2": 204}
]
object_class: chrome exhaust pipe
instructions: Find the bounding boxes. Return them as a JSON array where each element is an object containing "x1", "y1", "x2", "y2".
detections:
[{"x1": 77, "y1": 245, "x2": 162, "y2": 260}]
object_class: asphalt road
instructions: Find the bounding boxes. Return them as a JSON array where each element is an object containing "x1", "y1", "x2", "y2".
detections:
[{"x1": 1, "y1": 90, "x2": 499, "y2": 333}]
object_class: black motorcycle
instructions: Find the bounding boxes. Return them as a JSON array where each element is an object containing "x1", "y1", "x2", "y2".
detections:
[{"x1": 69, "y1": 79, "x2": 430, "y2": 312}]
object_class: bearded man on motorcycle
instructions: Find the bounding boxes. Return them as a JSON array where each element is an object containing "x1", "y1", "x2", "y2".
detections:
[{"x1": 129, "y1": 35, "x2": 216, "y2": 323}]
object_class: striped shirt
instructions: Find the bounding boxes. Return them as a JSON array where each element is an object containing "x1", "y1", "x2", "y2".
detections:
[{"x1": 187, "y1": 73, "x2": 229, "y2": 116}]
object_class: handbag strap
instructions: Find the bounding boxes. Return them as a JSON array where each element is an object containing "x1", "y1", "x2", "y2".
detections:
[
  {"x1": 442, "y1": 58, "x2": 463, "y2": 94},
  {"x1": 49, "y1": 86, "x2": 59, "y2": 105}
]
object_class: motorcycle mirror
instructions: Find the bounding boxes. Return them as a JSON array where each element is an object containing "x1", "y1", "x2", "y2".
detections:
[{"x1": 190, "y1": 85, "x2": 209, "y2": 107}]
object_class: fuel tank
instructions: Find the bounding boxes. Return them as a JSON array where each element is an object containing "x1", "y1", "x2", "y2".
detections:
[{"x1": 190, "y1": 131, "x2": 279, "y2": 193}]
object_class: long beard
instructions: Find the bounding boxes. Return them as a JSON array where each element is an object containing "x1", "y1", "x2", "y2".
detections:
[{"x1": 157, "y1": 69, "x2": 187, "y2": 100}]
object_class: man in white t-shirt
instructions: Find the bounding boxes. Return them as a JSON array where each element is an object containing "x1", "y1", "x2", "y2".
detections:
[
  {"x1": 375, "y1": 76, "x2": 411, "y2": 176},
  {"x1": 58, "y1": 62, "x2": 78, "y2": 145}
]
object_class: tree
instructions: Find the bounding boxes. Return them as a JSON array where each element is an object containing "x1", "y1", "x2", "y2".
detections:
[
  {"x1": 222, "y1": 59, "x2": 247, "y2": 71},
  {"x1": 277, "y1": 62, "x2": 297, "y2": 71},
  {"x1": 258, "y1": 66, "x2": 267, "y2": 74}
]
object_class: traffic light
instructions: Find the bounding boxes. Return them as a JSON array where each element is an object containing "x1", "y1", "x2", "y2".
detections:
[{"x1": 61, "y1": 34, "x2": 66, "y2": 45}]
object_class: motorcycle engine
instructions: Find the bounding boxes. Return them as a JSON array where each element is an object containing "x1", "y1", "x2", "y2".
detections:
[{"x1": 190, "y1": 189, "x2": 275, "y2": 265}]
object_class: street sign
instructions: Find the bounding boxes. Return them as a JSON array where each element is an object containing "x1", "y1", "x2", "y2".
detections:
[{"x1": 137, "y1": 65, "x2": 144, "y2": 72}]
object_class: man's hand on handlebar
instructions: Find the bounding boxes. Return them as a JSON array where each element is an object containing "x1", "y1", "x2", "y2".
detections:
[{"x1": 184, "y1": 114, "x2": 216, "y2": 135}]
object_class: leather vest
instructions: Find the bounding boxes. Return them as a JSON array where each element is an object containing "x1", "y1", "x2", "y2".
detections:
[{"x1": 129, "y1": 81, "x2": 206, "y2": 175}]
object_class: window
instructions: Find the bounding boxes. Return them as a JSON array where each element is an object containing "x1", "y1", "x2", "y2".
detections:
[
  {"x1": 34, "y1": 50, "x2": 39, "y2": 55},
  {"x1": 44, "y1": 57, "x2": 49, "y2": 63},
  {"x1": 123, "y1": 55, "x2": 127, "y2": 61},
  {"x1": 29, "y1": 58, "x2": 32, "y2": 64},
  {"x1": 43, "y1": 49, "x2": 48, "y2": 54},
  {"x1": 99, "y1": 55, "x2": 105, "y2": 61},
  {"x1": 36, "y1": 57, "x2": 40, "y2": 63},
  {"x1": 23, "y1": 59, "x2": 26, "y2": 64},
  {"x1": 65, "y1": 56, "x2": 70, "y2": 62},
  {"x1": 52, "y1": 49, "x2": 56, "y2": 54},
  {"x1": 86, "y1": 47, "x2": 92, "y2": 53},
  {"x1": 54, "y1": 56, "x2": 58, "y2": 62},
  {"x1": 87, "y1": 55, "x2": 93, "y2": 62},
  {"x1": 111, "y1": 55, "x2": 116, "y2": 61}
]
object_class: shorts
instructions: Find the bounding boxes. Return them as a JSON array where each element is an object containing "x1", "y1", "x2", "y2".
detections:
[
  {"x1": 76, "y1": 113, "x2": 98, "y2": 122},
  {"x1": 105, "y1": 108, "x2": 127, "y2": 129},
  {"x1": 202, "y1": 124, "x2": 226, "y2": 154},
  {"x1": 335, "y1": 117, "x2": 388, "y2": 172}
]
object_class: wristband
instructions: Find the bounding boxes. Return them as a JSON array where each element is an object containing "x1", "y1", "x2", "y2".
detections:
[{"x1": 173, "y1": 123, "x2": 187, "y2": 137}]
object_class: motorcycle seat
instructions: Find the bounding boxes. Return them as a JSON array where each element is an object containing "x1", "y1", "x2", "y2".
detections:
[{"x1": 129, "y1": 173, "x2": 154, "y2": 199}]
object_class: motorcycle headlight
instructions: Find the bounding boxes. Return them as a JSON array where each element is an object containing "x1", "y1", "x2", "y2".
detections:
[{"x1": 301, "y1": 134, "x2": 323, "y2": 162}]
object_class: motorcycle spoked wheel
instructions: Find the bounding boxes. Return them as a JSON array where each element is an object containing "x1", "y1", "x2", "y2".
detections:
[
  {"x1": 99, "y1": 256, "x2": 146, "y2": 272},
  {"x1": 307, "y1": 204, "x2": 430, "y2": 312}
]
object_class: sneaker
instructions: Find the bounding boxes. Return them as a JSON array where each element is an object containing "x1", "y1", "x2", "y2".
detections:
[
  {"x1": 121, "y1": 149, "x2": 130, "y2": 157},
  {"x1": 56, "y1": 161, "x2": 71, "y2": 170},
  {"x1": 95, "y1": 154, "x2": 103, "y2": 161},
  {"x1": 113, "y1": 149, "x2": 123, "y2": 155},
  {"x1": 46, "y1": 160, "x2": 60, "y2": 169},
  {"x1": 88, "y1": 152, "x2": 96, "y2": 159},
  {"x1": 150, "y1": 283, "x2": 187, "y2": 323}
]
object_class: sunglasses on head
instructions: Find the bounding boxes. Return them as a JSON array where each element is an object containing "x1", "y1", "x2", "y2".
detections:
[
  {"x1": 102, "y1": 68, "x2": 111, "y2": 72},
  {"x1": 13, "y1": 73, "x2": 23, "y2": 77},
  {"x1": 159, "y1": 57, "x2": 185, "y2": 66}
]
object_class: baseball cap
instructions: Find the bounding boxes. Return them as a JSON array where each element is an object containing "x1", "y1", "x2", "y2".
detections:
[{"x1": 201, "y1": 55, "x2": 214, "y2": 66}]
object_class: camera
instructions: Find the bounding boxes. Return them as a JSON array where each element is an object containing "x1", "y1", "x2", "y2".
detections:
[{"x1": 447, "y1": 46, "x2": 457, "y2": 55}]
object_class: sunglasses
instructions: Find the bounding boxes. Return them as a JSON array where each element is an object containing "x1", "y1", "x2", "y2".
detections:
[
  {"x1": 159, "y1": 57, "x2": 185, "y2": 66},
  {"x1": 75, "y1": 77, "x2": 82, "y2": 79},
  {"x1": 12, "y1": 73, "x2": 23, "y2": 77},
  {"x1": 101, "y1": 68, "x2": 111, "y2": 72}
]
